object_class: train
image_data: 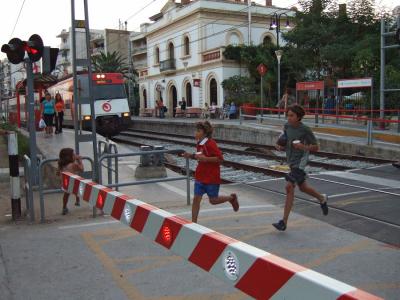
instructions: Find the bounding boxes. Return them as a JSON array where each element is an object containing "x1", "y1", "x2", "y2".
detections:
[{"x1": 2, "y1": 72, "x2": 131, "y2": 137}]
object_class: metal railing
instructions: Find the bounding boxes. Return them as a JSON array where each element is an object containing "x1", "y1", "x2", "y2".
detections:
[
  {"x1": 98, "y1": 139, "x2": 119, "y2": 191},
  {"x1": 98, "y1": 148, "x2": 191, "y2": 206},
  {"x1": 159, "y1": 59, "x2": 176, "y2": 72},
  {"x1": 38, "y1": 156, "x2": 94, "y2": 223},
  {"x1": 23, "y1": 155, "x2": 34, "y2": 222}
]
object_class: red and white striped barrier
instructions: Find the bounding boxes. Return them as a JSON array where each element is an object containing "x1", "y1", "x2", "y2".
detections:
[{"x1": 62, "y1": 172, "x2": 381, "y2": 300}]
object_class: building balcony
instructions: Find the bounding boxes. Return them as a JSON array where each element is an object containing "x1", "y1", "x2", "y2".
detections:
[
  {"x1": 60, "y1": 43, "x2": 70, "y2": 50},
  {"x1": 159, "y1": 59, "x2": 176, "y2": 73},
  {"x1": 133, "y1": 45, "x2": 147, "y2": 55}
]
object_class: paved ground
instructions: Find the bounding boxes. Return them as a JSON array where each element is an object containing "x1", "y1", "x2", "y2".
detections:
[{"x1": 0, "y1": 130, "x2": 399, "y2": 299}]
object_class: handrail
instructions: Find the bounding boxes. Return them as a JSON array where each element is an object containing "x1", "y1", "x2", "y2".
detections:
[{"x1": 38, "y1": 156, "x2": 94, "y2": 223}]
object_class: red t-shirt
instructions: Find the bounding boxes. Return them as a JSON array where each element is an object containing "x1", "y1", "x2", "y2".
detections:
[{"x1": 195, "y1": 138, "x2": 223, "y2": 184}]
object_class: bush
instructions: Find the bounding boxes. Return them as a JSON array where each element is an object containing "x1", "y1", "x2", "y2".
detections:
[{"x1": 0, "y1": 123, "x2": 30, "y2": 159}]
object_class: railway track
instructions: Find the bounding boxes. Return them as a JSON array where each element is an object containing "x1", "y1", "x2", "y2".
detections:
[{"x1": 113, "y1": 130, "x2": 400, "y2": 234}]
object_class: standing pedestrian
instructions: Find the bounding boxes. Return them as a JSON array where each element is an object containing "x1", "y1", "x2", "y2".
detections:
[
  {"x1": 202, "y1": 103, "x2": 210, "y2": 119},
  {"x1": 159, "y1": 98, "x2": 165, "y2": 119},
  {"x1": 58, "y1": 148, "x2": 84, "y2": 215},
  {"x1": 273, "y1": 104, "x2": 328, "y2": 231},
  {"x1": 182, "y1": 121, "x2": 239, "y2": 223},
  {"x1": 229, "y1": 102, "x2": 237, "y2": 119},
  {"x1": 180, "y1": 97, "x2": 187, "y2": 117},
  {"x1": 54, "y1": 93, "x2": 65, "y2": 134},
  {"x1": 41, "y1": 92, "x2": 56, "y2": 137}
]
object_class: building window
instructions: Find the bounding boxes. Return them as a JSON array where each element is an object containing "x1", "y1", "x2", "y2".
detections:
[
  {"x1": 143, "y1": 89, "x2": 147, "y2": 108},
  {"x1": 168, "y1": 42, "x2": 174, "y2": 60},
  {"x1": 184, "y1": 36, "x2": 190, "y2": 56},
  {"x1": 155, "y1": 47, "x2": 160, "y2": 64},
  {"x1": 263, "y1": 36, "x2": 272, "y2": 47},
  {"x1": 185, "y1": 82, "x2": 192, "y2": 107},
  {"x1": 210, "y1": 78, "x2": 218, "y2": 105}
]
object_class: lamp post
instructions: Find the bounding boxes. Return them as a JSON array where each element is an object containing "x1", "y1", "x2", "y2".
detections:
[
  {"x1": 270, "y1": 13, "x2": 290, "y2": 118},
  {"x1": 269, "y1": 13, "x2": 291, "y2": 49},
  {"x1": 275, "y1": 49, "x2": 283, "y2": 118}
]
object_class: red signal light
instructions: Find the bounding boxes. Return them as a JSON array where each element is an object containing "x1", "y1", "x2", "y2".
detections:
[{"x1": 162, "y1": 226, "x2": 172, "y2": 245}]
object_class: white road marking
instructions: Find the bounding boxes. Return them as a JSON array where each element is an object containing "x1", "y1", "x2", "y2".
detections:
[
  {"x1": 175, "y1": 204, "x2": 275, "y2": 216},
  {"x1": 58, "y1": 220, "x2": 118, "y2": 229},
  {"x1": 321, "y1": 171, "x2": 400, "y2": 188},
  {"x1": 247, "y1": 178, "x2": 285, "y2": 184}
]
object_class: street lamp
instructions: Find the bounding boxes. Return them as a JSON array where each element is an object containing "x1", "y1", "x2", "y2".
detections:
[
  {"x1": 275, "y1": 50, "x2": 283, "y2": 118},
  {"x1": 269, "y1": 13, "x2": 291, "y2": 49}
]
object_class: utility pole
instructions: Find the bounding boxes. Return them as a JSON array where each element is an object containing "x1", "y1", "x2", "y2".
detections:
[
  {"x1": 380, "y1": 11, "x2": 400, "y2": 131},
  {"x1": 247, "y1": 0, "x2": 251, "y2": 45},
  {"x1": 127, "y1": 21, "x2": 134, "y2": 114}
]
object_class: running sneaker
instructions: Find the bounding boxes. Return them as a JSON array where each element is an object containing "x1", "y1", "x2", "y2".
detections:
[
  {"x1": 392, "y1": 162, "x2": 400, "y2": 169},
  {"x1": 320, "y1": 194, "x2": 329, "y2": 216},
  {"x1": 230, "y1": 194, "x2": 239, "y2": 212},
  {"x1": 62, "y1": 207, "x2": 69, "y2": 215},
  {"x1": 272, "y1": 220, "x2": 287, "y2": 231},
  {"x1": 75, "y1": 201, "x2": 80, "y2": 207}
]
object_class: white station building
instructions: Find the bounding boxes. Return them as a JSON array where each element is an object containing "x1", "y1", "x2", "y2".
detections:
[{"x1": 134, "y1": 0, "x2": 294, "y2": 116}]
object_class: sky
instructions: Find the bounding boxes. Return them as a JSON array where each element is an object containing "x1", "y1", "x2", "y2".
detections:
[{"x1": 0, "y1": 0, "x2": 398, "y2": 59}]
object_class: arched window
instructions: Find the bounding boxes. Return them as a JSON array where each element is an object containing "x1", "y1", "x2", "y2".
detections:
[
  {"x1": 185, "y1": 82, "x2": 192, "y2": 107},
  {"x1": 155, "y1": 47, "x2": 160, "y2": 64},
  {"x1": 210, "y1": 78, "x2": 218, "y2": 105},
  {"x1": 263, "y1": 36, "x2": 272, "y2": 47},
  {"x1": 229, "y1": 33, "x2": 240, "y2": 45},
  {"x1": 143, "y1": 89, "x2": 147, "y2": 108},
  {"x1": 184, "y1": 36, "x2": 190, "y2": 56},
  {"x1": 168, "y1": 42, "x2": 174, "y2": 60}
]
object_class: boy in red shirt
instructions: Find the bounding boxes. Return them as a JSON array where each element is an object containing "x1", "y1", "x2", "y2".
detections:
[{"x1": 183, "y1": 121, "x2": 239, "y2": 222}]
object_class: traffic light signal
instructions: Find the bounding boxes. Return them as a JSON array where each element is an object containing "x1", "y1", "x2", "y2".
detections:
[
  {"x1": 41, "y1": 47, "x2": 59, "y2": 74},
  {"x1": 1, "y1": 34, "x2": 44, "y2": 64},
  {"x1": 25, "y1": 34, "x2": 43, "y2": 62},
  {"x1": 1, "y1": 38, "x2": 25, "y2": 64}
]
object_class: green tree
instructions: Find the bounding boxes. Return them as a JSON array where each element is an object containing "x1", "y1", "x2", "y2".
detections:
[{"x1": 91, "y1": 51, "x2": 129, "y2": 74}]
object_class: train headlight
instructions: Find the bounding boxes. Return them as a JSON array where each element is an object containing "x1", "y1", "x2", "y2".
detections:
[
  {"x1": 96, "y1": 74, "x2": 101, "y2": 79},
  {"x1": 83, "y1": 115, "x2": 91, "y2": 121},
  {"x1": 122, "y1": 112, "x2": 130, "y2": 117}
]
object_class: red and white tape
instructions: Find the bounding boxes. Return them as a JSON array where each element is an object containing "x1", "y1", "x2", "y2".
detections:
[{"x1": 62, "y1": 172, "x2": 381, "y2": 300}]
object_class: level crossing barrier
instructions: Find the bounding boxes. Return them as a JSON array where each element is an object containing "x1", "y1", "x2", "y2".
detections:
[{"x1": 61, "y1": 171, "x2": 382, "y2": 300}]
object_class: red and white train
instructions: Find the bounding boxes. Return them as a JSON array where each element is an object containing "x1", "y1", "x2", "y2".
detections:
[{"x1": 2, "y1": 72, "x2": 131, "y2": 136}]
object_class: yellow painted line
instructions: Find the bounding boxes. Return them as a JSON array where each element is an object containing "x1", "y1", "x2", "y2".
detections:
[
  {"x1": 114, "y1": 255, "x2": 181, "y2": 264},
  {"x1": 123, "y1": 256, "x2": 182, "y2": 276},
  {"x1": 81, "y1": 232, "x2": 145, "y2": 300},
  {"x1": 305, "y1": 239, "x2": 373, "y2": 269},
  {"x1": 359, "y1": 282, "x2": 400, "y2": 291},
  {"x1": 335, "y1": 197, "x2": 382, "y2": 207},
  {"x1": 98, "y1": 229, "x2": 138, "y2": 245}
]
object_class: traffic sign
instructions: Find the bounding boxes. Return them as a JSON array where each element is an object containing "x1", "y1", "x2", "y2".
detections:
[
  {"x1": 257, "y1": 64, "x2": 267, "y2": 76},
  {"x1": 102, "y1": 102, "x2": 111, "y2": 112}
]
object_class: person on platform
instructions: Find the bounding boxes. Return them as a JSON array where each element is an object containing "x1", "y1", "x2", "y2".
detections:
[
  {"x1": 58, "y1": 148, "x2": 84, "y2": 215},
  {"x1": 54, "y1": 93, "x2": 65, "y2": 134},
  {"x1": 273, "y1": 104, "x2": 328, "y2": 231},
  {"x1": 180, "y1": 97, "x2": 187, "y2": 116},
  {"x1": 159, "y1": 98, "x2": 165, "y2": 119},
  {"x1": 41, "y1": 92, "x2": 56, "y2": 137},
  {"x1": 182, "y1": 121, "x2": 239, "y2": 223},
  {"x1": 229, "y1": 102, "x2": 237, "y2": 119},
  {"x1": 202, "y1": 103, "x2": 210, "y2": 119}
]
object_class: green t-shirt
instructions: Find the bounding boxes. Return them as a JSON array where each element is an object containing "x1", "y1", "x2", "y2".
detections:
[{"x1": 284, "y1": 122, "x2": 317, "y2": 170}]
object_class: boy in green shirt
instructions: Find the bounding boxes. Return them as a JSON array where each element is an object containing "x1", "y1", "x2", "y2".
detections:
[{"x1": 273, "y1": 104, "x2": 328, "y2": 231}]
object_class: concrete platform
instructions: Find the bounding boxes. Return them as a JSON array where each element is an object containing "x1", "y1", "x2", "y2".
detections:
[
  {"x1": 0, "y1": 129, "x2": 399, "y2": 299},
  {"x1": 131, "y1": 117, "x2": 400, "y2": 160}
]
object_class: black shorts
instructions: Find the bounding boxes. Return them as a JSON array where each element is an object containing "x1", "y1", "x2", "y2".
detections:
[
  {"x1": 285, "y1": 167, "x2": 306, "y2": 185},
  {"x1": 43, "y1": 114, "x2": 54, "y2": 127}
]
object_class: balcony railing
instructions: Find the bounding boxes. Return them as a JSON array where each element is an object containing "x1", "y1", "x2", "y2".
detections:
[
  {"x1": 159, "y1": 59, "x2": 176, "y2": 72},
  {"x1": 133, "y1": 46, "x2": 147, "y2": 55}
]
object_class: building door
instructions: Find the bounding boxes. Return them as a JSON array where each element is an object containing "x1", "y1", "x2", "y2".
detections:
[
  {"x1": 143, "y1": 89, "x2": 147, "y2": 108},
  {"x1": 210, "y1": 78, "x2": 218, "y2": 105},
  {"x1": 169, "y1": 85, "x2": 178, "y2": 117},
  {"x1": 169, "y1": 43, "x2": 174, "y2": 60}
]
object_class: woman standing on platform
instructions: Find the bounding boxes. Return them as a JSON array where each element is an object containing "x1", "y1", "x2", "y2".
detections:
[
  {"x1": 54, "y1": 93, "x2": 65, "y2": 134},
  {"x1": 41, "y1": 92, "x2": 56, "y2": 137}
]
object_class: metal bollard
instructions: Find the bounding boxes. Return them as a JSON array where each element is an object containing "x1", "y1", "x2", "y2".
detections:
[
  {"x1": 367, "y1": 119, "x2": 373, "y2": 145},
  {"x1": 8, "y1": 132, "x2": 21, "y2": 220}
]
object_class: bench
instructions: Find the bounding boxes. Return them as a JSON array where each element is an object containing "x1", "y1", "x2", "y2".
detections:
[
  {"x1": 140, "y1": 108, "x2": 155, "y2": 117},
  {"x1": 186, "y1": 107, "x2": 202, "y2": 118},
  {"x1": 175, "y1": 108, "x2": 185, "y2": 118}
]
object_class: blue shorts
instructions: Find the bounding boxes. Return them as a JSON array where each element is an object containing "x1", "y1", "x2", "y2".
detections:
[{"x1": 194, "y1": 181, "x2": 220, "y2": 198}]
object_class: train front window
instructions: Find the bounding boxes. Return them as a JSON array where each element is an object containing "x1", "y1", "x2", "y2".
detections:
[{"x1": 93, "y1": 84, "x2": 126, "y2": 100}]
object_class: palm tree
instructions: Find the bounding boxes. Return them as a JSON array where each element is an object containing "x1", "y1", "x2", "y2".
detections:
[{"x1": 91, "y1": 51, "x2": 128, "y2": 74}]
